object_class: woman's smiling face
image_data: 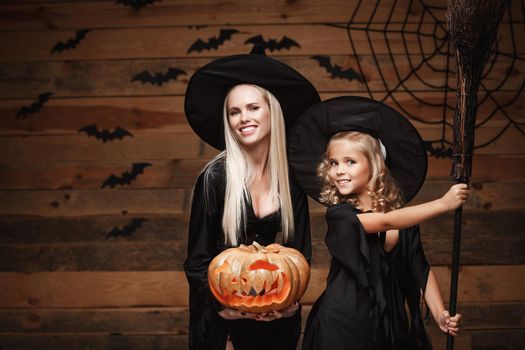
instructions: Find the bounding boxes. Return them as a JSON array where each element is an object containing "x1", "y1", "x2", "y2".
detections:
[{"x1": 226, "y1": 85, "x2": 271, "y2": 149}]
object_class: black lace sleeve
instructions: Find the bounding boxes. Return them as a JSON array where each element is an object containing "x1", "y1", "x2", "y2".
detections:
[{"x1": 183, "y1": 166, "x2": 228, "y2": 350}]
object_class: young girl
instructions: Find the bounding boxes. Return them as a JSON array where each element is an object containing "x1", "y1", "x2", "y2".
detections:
[
  {"x1": 183, "y1": 50, "x2": 320, "y2": 350},
  {"x1": 287, "y1": 96, "x2": 466, "y2": 349}
]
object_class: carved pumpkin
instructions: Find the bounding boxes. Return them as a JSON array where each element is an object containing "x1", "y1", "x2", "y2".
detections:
[{"x1": 208, "y1": 242, "x2": 310, "y2": 313}]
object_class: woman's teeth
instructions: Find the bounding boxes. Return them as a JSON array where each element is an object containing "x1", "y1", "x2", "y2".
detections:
[{"x1": 240, "y1": 126, "x2": 256, "y2": 132}]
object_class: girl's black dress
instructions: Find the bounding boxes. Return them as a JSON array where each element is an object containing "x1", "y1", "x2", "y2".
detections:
[
  {"x1": 302, "y1": 204, "x2": 432, "y2": 350},
  {"x1": 183, "y1": 160, "x2": 311, "y2": 350}
]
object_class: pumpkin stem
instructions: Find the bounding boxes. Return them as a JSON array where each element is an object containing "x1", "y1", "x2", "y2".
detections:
[{"x1": 252, "y1": 241, "x2": 263, "y2": 251}]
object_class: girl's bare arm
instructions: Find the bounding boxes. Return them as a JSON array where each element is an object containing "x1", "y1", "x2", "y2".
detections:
[
  {"x1": 425, "y1": 269, "x2": 462, "y2": 335},
  {"x1": 357, "y1": 183, "x2": 469, "y2": 233}
]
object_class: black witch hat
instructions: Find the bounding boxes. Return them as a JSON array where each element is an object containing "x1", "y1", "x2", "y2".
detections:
[
  {"x1": 288, "y1": 96, "x2": 428, "y2": 204},
  {"x1": 184, "y1": 47, "x2": 320, "y2": 150}
]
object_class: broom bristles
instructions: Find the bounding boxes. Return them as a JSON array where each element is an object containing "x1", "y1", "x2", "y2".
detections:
[{"x1": 447, "y1": 0, "x2": 509, "y2": 69}]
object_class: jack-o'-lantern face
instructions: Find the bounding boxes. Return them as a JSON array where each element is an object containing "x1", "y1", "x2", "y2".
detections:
[{"x1": 208, "y1": 242, "x2": 310, "y2": 313}]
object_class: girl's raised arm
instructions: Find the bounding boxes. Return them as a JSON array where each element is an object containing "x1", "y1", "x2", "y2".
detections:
[{"x1": 357, "y1": 183, "x2": 469, "y2": 233}]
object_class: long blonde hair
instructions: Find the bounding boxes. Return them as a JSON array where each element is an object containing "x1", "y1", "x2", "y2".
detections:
[
  {"x1": 317, "y1": 131, "x2": 404, "y2": 213},
  {"x1": 204, "y1": 84, "x2": 294, "y2": 246}
]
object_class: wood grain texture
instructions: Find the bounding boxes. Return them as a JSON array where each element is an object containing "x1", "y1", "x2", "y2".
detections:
[
  {"x1": 470, "y1": 329, "x2": 525, "y2": 350},
  {"x1": 304, "y1": 265, "x2": 525, "y2": 305},
  {"x1": 0, "y1": 215, "x2": 189, "y2": 243},
  {"x1": 2, "y1": 0, "x2": 521, "y2": 28},
  {"x1": 0, "y1": 188, "x2": 188, "y2": 216},
  {"x1": 0, "y1": 0, "x2": 452, "y2": 31},
  {"x1": 0, "y1": 159, "x2": 208, "y2": 190},
  {"x1": 1, "y1": 266, "x2": 523, "y2": 308},
  {"x1": 0, "y1": 132, "x2": 217, "y2": 162},
  {"x1": 1, "y1": 302, "x2": 523, "y2": 333},
  {"x1": 0, "y1": 1, "x2": 522, "y2": 348},
  {"x1": 0, "y1": 23, "x2": 522, "y2": 62},
  {"x1": 0, "y1": 210, "x2": 521, "y2": 243},
  {"x1": 1, "y1": 211, "x2": 524, "y2": 271},
  {"x1": 0, "y1": 334, "x2": 188, "y2": 350},
  {"x1": 2, "y1": 93, "x2": 522, "y2": 147},
  {"x1": 0, "y1": 96, "x2": 187, "y2": 134},
  {"x1": 0, "y1": 241, "x2": 187, "y2": 272},
  {"x1": 0, "y1": 155, "x2": 523, "y2": 190},
  {"x1": 0, "y1": 126, "x2": 521, "y2": 166},
  {"x1": 0, "y1": 271, "x2": 189, "y2": 308},
  {"x1": 0, "y1": 180, "x2": 523, "y2": 217},
  {"x1": 0, "y1": 307, "x2": 189, "y2": 334},
  {"x1": 1, "y1": 56, "x2": 523, "y2": 98}
]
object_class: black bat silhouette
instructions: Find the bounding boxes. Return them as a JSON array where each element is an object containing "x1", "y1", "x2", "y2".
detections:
[
  {"x1": 116, "y1": 0, "x2": 160, "y2": 9},
  {"x1": 244, "y1": 35, "x2": 300, "y2": 52},
  {"x1": 131, "y1": 67, "x2": 186, "y2": 86},
  {"x1": 51, "y1": 29, "x2": 91, "y2": 54},
  {"x1": 16, "y1": 92, "x2": 53, "y2": 119},
  {"x1": 78, "y1": 124, "x2": 133, "y2": 143},
  {"x1": 102, "y1": 162, "x2": 152, "y2": 188},
  {"x1": 311, "y1": 55, "x2": 365, "y2": 82},
  {"x1": 423, "y1": 141, "x2": 453, "y2": 159},
  {"x1": 187, "y1": 29, "x2": 240, "y2": 53},
  {"x1": 106, "y1": 218, "x2": 147, "y2": 239}
]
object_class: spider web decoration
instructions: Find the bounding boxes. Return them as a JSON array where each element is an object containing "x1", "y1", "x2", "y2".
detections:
[{"x1": 339, "y1": 0, "x2": 525, "y2": 159}]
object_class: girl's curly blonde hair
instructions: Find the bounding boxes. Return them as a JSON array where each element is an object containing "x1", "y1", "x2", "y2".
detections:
[{"x1": 317, "y1": 131, "x2": 404, "y2": 213}]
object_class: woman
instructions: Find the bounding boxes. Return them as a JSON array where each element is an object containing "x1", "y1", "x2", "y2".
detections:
[{"x1": 183, "y1": 50, "x2": 320, "y2": 350}]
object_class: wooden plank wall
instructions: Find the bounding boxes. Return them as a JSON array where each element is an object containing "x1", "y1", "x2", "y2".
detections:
[{"x1": 0, "y1": 1, "x2": 524, "y2": 349}]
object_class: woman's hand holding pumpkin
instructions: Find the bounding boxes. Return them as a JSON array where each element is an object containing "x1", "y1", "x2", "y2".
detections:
[
  {"x1": 252, "y1": 301, "x2": 300, "y2": 322},
  {"x1": 218, "y1": 307, "x2": 257, "y2": 320},
  {"x1": 219, "y1": 301, "x2": 300, "y2": 321}
]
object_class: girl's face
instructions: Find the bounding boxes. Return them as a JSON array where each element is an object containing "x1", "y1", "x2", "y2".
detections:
[
  {"x1": 327, "y1": 139, "x2": 371, "y2": 199},
  {"x1": 226, "y1": 85, "x2": 271, "y2": 148}
]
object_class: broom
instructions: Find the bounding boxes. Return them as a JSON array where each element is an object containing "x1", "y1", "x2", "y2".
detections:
[{"x1": 446, "y1": 1, "x2": 508, "y2": 349}]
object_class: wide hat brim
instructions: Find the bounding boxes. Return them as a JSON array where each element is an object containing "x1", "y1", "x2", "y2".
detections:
[
  {"x1": 184, "y1": 54, "x2": 320, "y2": 150},
  {"x1": 288, "y1": 96, "x2": 427, "y2": 205}
]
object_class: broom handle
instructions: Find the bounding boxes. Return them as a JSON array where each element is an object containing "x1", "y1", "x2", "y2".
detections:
[{"x1": 446, "y1": 205, "x2": 463, "y2": 350}]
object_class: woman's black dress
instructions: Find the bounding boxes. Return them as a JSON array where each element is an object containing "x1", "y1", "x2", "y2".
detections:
[
  {"x1": 183, "y1": 161, "x2": 311, "y2": 350},
  {"x1": 302, "y1": 204, "x2": 432, "y2": 350}
]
